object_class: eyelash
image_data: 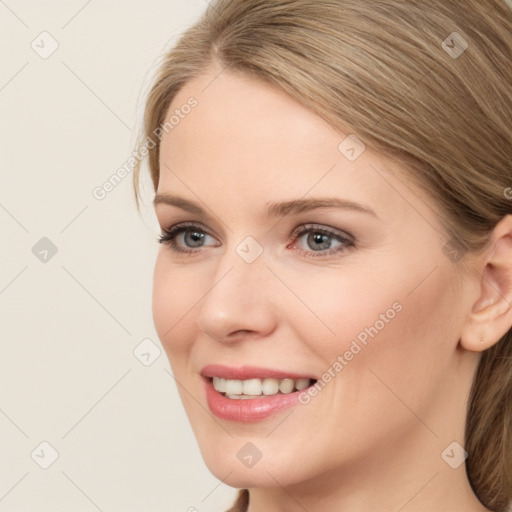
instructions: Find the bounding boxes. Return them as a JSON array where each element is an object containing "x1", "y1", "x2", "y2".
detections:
[{"x1": 157, "y1": 222, "x2": 356, "y2": 259}]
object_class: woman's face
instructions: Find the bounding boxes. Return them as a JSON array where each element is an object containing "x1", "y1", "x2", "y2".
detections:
[{"x1": 152, "y1": 65, "x2": 479, "y2": 490}]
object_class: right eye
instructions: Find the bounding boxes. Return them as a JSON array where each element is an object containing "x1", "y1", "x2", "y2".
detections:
[
  {"x1": 158, "y1": 223, "x2": 218, "y2": 254},
  {"x1": 158, "y1": 222, "x2": 219, "y2": 255}
]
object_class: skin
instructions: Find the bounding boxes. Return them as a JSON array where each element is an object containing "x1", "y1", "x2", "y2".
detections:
[{"x1": 152, "y1": 62, "x2": 512, "y2": 512}]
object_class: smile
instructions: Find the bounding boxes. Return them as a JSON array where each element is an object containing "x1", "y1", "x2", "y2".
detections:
[{"x1": 200, "y1": 365, "x2": 318, "y2": 422}]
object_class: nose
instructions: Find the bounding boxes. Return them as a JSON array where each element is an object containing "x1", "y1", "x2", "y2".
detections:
[{"x1": 195, "y1": 247, "x2": 278, "y2": 344}]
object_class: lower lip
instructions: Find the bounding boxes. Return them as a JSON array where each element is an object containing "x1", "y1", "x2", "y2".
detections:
[{"x1": 204, "y1": 377, "x2": 306, "y2": 422}]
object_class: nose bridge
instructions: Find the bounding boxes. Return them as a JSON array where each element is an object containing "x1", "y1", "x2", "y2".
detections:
[{"x1": 195, "y1": 236, "x2": 276, "y2": 341}]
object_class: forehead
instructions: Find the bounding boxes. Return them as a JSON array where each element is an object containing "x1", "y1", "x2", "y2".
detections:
[
  {"x1": 157, "y1": 67, "x2": 439, "y2": 230},
  {"x1": 163, "y1": 67, "x2": 343, "y2": 168}
]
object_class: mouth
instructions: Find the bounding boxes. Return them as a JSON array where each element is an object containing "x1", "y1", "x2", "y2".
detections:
[{"x1": 200, "y1": 365, "x2": 319, "y2": 422}]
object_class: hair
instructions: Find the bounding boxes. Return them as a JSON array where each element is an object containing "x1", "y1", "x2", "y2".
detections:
[{"x1": 132, "y1": 1, "x2": 512, "y2": 510}]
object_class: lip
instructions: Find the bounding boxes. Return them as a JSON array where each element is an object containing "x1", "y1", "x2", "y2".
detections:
[
  {"x1": 203, "y1": 376, "x2": 313, "y2": 422},
  {"x1": 200, "y1": 364, "x2": 316, "y2": 381}
]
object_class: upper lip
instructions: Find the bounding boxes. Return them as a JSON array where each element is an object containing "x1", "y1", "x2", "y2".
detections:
[{"x1": 200, "y1": 364, "x2": 316, "y2": 381}]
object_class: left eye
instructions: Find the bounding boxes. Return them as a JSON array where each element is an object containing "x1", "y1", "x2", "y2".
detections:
[
  {"x1": 290, "y1": 224, "x2": 355, "y2": 257},
  {"x1": 295, "y1": 230, "x2": 343, "y2": 251}
]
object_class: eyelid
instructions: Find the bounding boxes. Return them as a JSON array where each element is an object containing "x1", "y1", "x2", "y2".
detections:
[
  {"x1": 290, "y1": 223, "x2": 354, "y2": 243},
  {"x1": 160, "y1": 221, "x2": 216, "y2": 236}
]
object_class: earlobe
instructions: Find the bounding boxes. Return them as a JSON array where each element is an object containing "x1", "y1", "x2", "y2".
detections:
[{"x1": 460, "y1": 214, "x2": 512, "y2": 352}]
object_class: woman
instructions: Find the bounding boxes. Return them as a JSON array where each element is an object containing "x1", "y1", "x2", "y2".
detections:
[{"x1": 132, "y1": 1, "x2": 512, "y2": 510}]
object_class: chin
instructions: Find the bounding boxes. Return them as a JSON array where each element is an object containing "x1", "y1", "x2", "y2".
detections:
[
  {"x1": 205, "y1": 459, "x2": 301, "y2": 489},
  {"x1": 196, "y1": 437, "x2": 312, "y2": 489}
]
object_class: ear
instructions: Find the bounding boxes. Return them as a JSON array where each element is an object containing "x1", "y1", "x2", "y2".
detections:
[{"x1": 460, "y1": 214, "x2": 512, "y2": 352}]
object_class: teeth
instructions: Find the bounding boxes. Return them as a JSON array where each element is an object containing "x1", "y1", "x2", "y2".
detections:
[
  {"x1": 225, "y1": 379, "x2": 243, "y2": 395},
  {"x1": 279, "y1": 378, "x2": 294, "y2": 393},
  {"x1": 212, "y1": 377, "x2": 226, "y2": 393},
  {"x1": 243, "y1": 378, "x2": 262, "y2": 395},
  {"x1": 212, "y1": 376, "x2": 315, "y2": 398},
  {"x1": 262, "y1": 378, "x2": 279, "y2": 395},
  {"x1": 295, "y1": 378, "x2": 310, "y2": 390}
]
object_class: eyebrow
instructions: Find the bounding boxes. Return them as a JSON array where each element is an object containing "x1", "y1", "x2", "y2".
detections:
[{"x1": 153, "y1": 194, "x2": 378, "y2": 219}]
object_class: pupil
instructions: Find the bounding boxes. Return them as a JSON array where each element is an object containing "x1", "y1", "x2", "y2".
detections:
[
  {"x1": 186, "y1": 231, "x2": 204, "y2": 247},
  {"x1": 309, "y1": 232, "x2": 330, "y2": 250}
]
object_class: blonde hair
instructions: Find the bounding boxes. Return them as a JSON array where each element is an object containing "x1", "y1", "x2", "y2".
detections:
[{"x1": 132, "y1": 1, "x2": 512, "y2": 510}]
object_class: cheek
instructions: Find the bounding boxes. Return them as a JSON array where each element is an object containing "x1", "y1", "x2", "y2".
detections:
[
  {"x1": 324, "y1": 263, "x2": 457, "y2": 420},
  {"x1": 152, "y1": 254, "x2": 204, "y2": 357},
  {"x1": 275, "y1": 261, "x2": 410, "y2": 356},
  {"x1": 300, "y1": 255, "x2": 453, "y2": 353},
  {"x1": 286, "y1": 257, "x2": 457, "y2": 402}
]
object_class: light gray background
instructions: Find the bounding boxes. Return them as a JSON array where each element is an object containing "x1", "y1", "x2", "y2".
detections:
[{"x1": 0, "y1": 1, "x2": 238, "y2": 510}]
